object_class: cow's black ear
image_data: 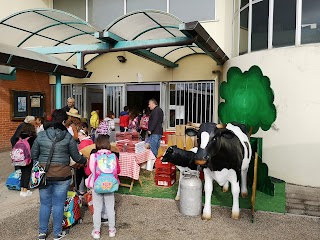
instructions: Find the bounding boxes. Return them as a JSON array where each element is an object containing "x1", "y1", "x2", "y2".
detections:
[
  {"x1": 220, "y1": 129, "x2": 234, "y2": 139},
  {"x1": 185, "y1": 128, "x2": 198, "y2": 136}
]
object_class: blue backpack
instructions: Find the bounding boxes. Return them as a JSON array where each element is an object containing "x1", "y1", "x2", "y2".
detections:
[
  {"x1": 6, "y1": 169, "x2": 21, "y2": 190},
  {"x1": 93, "y1": 152, "x2": 119, "y2": 194}
]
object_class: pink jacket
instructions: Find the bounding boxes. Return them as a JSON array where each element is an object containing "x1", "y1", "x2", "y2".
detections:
[{"x1": 85, "y1": 149, "x2": 120, "y2": 189}]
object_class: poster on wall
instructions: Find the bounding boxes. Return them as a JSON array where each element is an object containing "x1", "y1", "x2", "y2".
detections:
[{"x1": 17, "y1": 97, "x2": 27, "y2": 112}]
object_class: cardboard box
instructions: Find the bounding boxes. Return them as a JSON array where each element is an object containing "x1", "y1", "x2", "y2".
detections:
[
  {"x1": 176, "y1": 135, "x2": 185, "y2": 149},
  {"x1": 175, "y1": 125, "x2": 186, "y2": 136},
  {"x1": 167, "y1": 134, "x2": 177, "y2": 147}
]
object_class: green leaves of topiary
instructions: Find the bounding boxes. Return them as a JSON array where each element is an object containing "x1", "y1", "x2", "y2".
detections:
[{"x1": 218, "y1": 65, "x2": 276, "y2": 134}]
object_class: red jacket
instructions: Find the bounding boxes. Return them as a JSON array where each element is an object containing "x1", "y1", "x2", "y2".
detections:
[{"x1": 119, "y1": 115, "x2": 130, "y2": 127}]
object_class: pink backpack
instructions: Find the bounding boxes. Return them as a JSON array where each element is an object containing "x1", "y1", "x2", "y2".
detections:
[
  {"x1": 10, "y1": 137, "x2": 31, "y2": 166},
  {"x1": 140, "y1": 115, "x2": 149, "y2": 130}
]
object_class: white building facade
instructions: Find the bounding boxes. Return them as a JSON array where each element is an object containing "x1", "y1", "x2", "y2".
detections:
[{"x1": 1, "y1": 0, "x2": 320, "y2": 187}]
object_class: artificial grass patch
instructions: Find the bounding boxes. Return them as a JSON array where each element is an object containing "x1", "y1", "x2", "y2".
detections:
[{"x1": 117, "y1": 169, "x2": 286, "y2": 214}]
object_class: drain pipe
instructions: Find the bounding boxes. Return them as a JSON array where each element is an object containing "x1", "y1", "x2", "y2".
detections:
[
  {"x1": 212, "y1": 70, "x2": 222, "y2": 123},
  {"x1": 80, "y1": 37, "x2": 196, "y2": 69}
]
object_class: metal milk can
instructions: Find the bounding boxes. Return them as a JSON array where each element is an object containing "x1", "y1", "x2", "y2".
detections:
[{"x1": 179, "y1": 169, "x2": 202, "y2": 216}]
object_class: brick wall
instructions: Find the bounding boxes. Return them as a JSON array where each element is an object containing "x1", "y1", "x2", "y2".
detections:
[{"x1": 0, "y1": 69, "x2": 51, "y2": 152}]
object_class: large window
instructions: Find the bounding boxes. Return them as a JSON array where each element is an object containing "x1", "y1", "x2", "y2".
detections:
[
  {"x1": 251, "y1": 0, "x2": 269, "y2": 51},
  {"x1": 170, "y1": 0, "x2": 215, "y2": 22},
  {"x1": 301, "y1": 0, "x2": 320, "y2": 44},
  {"x1": 127, "y1": 0, "x2": 167, "y2": 13},
  {"x1": 234, "y1": 0, "x2": 320, "y2": 55},
  {"x1": 88, "y1": 0, "x2": 124, "y2": 30},
  {"x1": 239, "y1": 7, "x2": 249, "y2": 55},
  {"x1": 53, "y1": 0, "x2": 86, "y2": 20},
  {"x1": 273, "y1": 0, "x2": 296, "y2": 48},
  {"x1": 168, "y1": 82, "x2": 214, "y2": 127}
]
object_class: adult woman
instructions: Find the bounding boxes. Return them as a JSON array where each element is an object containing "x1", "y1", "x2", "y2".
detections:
[
  {"x1": 19, "y1": 123, "x2": 37, "y2": 197},
  {"x1": 31, "y1": 109, "x2": 87, "y2": 240}
]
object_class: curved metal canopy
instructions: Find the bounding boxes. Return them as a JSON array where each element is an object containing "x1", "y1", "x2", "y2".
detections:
[
  {"x1": 0, "y1": 8, "x2": 100, "y2": 66},
  {"x1": 103, "y1": 10, "x2": 205, "y2": 63},
  {"x1": 0, "y1": 9, "x2": 228, "y2": 71}
]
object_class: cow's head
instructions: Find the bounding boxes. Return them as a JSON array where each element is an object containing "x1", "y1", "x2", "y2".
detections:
[
  {"x1": 186, "y1": 123, "x2": 235, "y2": 167},
  {"x1": 162, "y1": 145, "x2": 196, "y2": 168}
]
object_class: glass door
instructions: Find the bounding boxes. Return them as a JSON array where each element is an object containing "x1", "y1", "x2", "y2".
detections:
[{"x1": 104, "y1": 84, "x2": 126, "y2": 129}]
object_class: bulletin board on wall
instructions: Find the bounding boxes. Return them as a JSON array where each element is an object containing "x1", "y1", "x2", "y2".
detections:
[{"x1": 11, "y1": 90, "x2": 45, "y2": 121}]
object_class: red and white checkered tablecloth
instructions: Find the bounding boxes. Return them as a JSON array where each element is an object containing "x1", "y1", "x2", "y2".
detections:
[{"x1": 118, "y1": 149, "x2": 155, "y2": 180}]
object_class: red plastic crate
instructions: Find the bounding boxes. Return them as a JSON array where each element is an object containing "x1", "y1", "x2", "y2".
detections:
[
  {"x1": 155, "y1": 171, "x2": 176, "y2": 187},
  {"x1": 155, "y1": 158, "x2": 176, "y2": 175}
]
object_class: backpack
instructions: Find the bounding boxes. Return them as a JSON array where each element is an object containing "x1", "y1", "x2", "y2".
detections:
[
  {"x1": 93, "y1": 151, "x2": 119, "y2": 194},
  {"x1": 10, "y1": 137, "x2": 31, "y2": 166},
  {"x1": 140, "y1": 115, "x2": 149, "y2": 130},
  {"x1": 96, "y1": 120, "x2": 111, "y2": 136}
]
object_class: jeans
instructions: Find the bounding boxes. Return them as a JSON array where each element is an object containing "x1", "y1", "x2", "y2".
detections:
[
  {"x1": 149, "y1": 134, "x2": 162, "y2": 158},
  {"x1": 39, "y1": 179, "x2": 71, "y2": 237}
]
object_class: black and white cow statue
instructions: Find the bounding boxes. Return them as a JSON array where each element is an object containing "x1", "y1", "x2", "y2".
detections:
[{"x1": 162, "y1": 122, "x2": 251, "y2": 220}]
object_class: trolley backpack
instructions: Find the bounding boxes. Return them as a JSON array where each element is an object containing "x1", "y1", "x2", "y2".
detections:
[
  {"x1": 5, "y1": 169, "x2": 21, "y2": 191},
  {"x1": 10, "y1": 137, "x2": 31, "y2": 166},
  {"x1": 93, "y1": 151, "x2": 119, "y2": 194}
]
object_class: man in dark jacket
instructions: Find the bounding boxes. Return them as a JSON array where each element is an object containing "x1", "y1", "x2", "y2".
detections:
[
  {"x1": 147, "y1": 99, "x2": 163, "y2": 158},
  {"x1": 61, "y1": 97, "x2": 78, "y2": 113}
]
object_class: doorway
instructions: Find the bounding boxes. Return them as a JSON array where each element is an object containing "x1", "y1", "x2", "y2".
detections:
[{"x1": 127, "y1": 84, "x2": 160, "y2": 113}]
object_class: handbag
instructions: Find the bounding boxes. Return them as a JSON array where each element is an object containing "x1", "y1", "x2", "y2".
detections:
[{"x1": 30, "y1": 136, "x2": 57, "y2": 189}]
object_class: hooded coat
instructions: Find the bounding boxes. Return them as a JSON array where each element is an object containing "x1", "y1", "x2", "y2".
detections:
[{"x1": 31, "y1": 122, "x2": 87, "y2": 181}]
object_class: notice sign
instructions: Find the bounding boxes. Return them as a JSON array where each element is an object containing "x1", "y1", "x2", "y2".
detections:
[{"x1": 31, "y1": 96, "x2": 41, "y2": 108}]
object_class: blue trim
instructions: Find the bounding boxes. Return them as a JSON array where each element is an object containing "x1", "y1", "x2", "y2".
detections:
[
  {"x1": 0, "y1": 70, "x2": 16, "y2": 80},
  {"x1": 29, "y1": 42, "x2": 109, "y2": 54},
  {"x1": 55, "y1": 74, "x2": 62, "y2": 109}
]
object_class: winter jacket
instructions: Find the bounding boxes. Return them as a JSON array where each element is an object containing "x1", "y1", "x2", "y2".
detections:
[
  {"x1": 79, "y1": 137, "x2": 94, "y2": 151},
  {"x1": 31, "y1": 122, "x2": 87, "y2": 181},
  {"x1": 148, "y1": 106, "x2": 164, "y2": 135},
  {"x1": 85, "y1": 149, "x2": 120, "y2": 189},
  {"x1": 90, "y1": 111, "x2": 99, "y2": 129}
]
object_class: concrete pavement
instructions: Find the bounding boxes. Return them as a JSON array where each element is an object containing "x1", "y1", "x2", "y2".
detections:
[{"x1": 0, "y1": 151, "x2": 319, "y2": 240}]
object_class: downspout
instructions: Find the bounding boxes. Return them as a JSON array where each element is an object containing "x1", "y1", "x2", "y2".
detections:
[
  {"x1": 80, "y1": 37, "x2": 196, "y2": 69},
  {"x1": 212, "y1": 70, "x2": 222, "y2": 123},
  {"x1": 55, "y1": 74, "x2": 62, "y2": 109}
]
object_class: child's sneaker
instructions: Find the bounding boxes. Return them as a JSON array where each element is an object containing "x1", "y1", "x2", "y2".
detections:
[
  {"x1": 91, "y1": 230, "x2": 100, "y2": 239},
  {"x1": 20, "y1": 190, "x2": 32, "y2": 197},
  {"x1": 108, "y1": 229, "x2": 116, "y2": 238},
  {"x1": 38, "y1": 233, "x2": 46, "y2": 240}
]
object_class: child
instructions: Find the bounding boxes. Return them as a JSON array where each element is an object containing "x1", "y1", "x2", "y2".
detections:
[
  {"x1": 77, "y1": 129, "x2": 93, "y2": 194},
  {"x1": 85, "y1": 135, "x2": 120, "y2": 239}
]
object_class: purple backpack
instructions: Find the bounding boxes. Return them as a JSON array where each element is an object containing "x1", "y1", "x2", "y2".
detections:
[{"x1": 10, "y1": 137, "x2": 31, "y2": 166}]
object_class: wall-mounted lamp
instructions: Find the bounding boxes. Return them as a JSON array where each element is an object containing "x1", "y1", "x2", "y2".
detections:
[{"x1": 117, "y1": 55, "x2": 127, "y2": 63}]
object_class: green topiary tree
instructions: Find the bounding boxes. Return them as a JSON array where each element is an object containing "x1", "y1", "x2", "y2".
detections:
[
  {"x1": 218, "y1": 65, "x2": 276, "y2": 134},
  {"x1": 218, "y1": 65, "x2": 278, "y2": 196}
]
